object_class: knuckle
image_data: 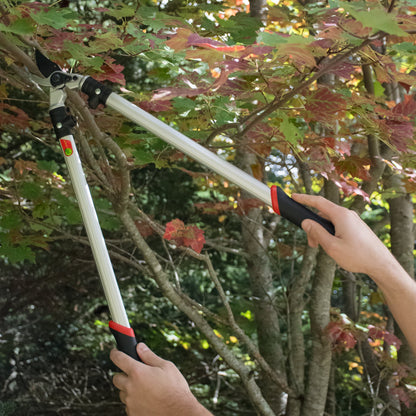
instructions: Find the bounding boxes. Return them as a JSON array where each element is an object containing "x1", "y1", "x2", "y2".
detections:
[{"x1": 164, "y1": 360, "x2": 176, "y2": 371}]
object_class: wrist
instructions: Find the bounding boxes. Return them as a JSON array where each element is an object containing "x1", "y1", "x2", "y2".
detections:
[
  {"x1": 367, "y1": 254, "x2": 409, "y2": 293},
  {"x1": 190, "y1": 400, "x2": 212, "y2": 416}
]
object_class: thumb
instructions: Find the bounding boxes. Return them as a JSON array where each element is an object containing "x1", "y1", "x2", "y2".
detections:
[
  {"x1": 302, "y1": 219, "x2": 334, "y2": 249},
  {"x1": 137, "y1": 343, "x2": 166, "y2": 367}
]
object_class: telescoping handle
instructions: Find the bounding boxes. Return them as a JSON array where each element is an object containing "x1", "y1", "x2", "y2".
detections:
[
  {"x1": 55, "y1": 131, "x2": 140, "y2": 361},
  {"x1": 271, "y1": 186, "x2": 335, "y2": 235}
]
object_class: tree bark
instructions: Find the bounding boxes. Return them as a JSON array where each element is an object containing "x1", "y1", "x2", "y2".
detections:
[
  {"x1": 286, "y1": 245, "x2": 318, "y2": 416},
  {"x1": 301, "y1": 181, "x2": 338, "y2": 416},
  {"x1": 238, "y1": 148, "x2": 287, "y2": 415}
]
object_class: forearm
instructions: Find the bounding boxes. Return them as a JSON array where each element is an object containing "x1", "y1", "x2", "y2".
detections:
[{"x1": 369, "y1": 258, "x2": 416, "y2": 355}]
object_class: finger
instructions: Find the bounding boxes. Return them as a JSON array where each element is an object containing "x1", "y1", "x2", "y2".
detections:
[
  {"x1": 110, "y1": 348, "x2": 142, "y2": 375},
  {"x1": 137, "y1": 343, "x2": 166, "y2": 368},
  {"x1": 292, "y1": 194, "x2": 342, "y2": 221},
  {"x1": 113, "y1": 373, "x2": 129, "y2": 391},
  {"x1": 119, "y1": 390, "x2": 127, "y2": 404},
  {"x1": 302, "y1": 219, "x2": 338, "y2": 255}
]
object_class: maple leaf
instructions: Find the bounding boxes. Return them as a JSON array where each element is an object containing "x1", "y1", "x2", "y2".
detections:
[
  {"x1": 368, "y1": 325, "x2": 402, "y2": 350},
  {"x1": 304, "y1": 86, "x2": 347, "y2": 125},
  {"x1": 0, "y1": 103, "x2": 30, "y2": 131},
  {"x1": 326, "y1": 62, "x2": 356, "y2": 79},
  {"x1": 390, "y1": 387, "x2": 411, "y2": 408},
  {"x1": 334, "y1": 156, "x2": 372, "y2": 181},
  {"x1": 135, "y1": 220, "x2": 154, "y2": 238},
  {"x1": 164, "y1": 219, "x2": 205, "y2": 253},
  {"x1": 165, "y1": 28, "x2": 193, "y2": 51},
  {"x1": 326, "y1": 321, "x2": 357, "y2": 351},
  {"x1": 278, "y1": 43, "x2": 316, "y2": 68},
  {"x1": 195, "y1": 201, "x2": 233, "y2": 215},
  {"x1": 332, "y1": 175, "x2": 370, "y2": 201},
  {"x1": 95, "y1": 57, "x2": 126, "y2": 85},
  {"x1": 245, "y1": 123, "x2": 279, "y2": 156},
  {"x1": 385, "y1": 119, "x2": 414, "y2": 152},
  {"x1": 138, "y1": 100, "x2": 172, "y2": 112},
  {"x1": 152, "y1": 87, "x2": 206, "y2": 101},
  {"x1": 187, "y1": 32, "x2": 245, "y2": 53},
  {"x1": 392, "y1": 94, "x2": 416, "y2": 118}
]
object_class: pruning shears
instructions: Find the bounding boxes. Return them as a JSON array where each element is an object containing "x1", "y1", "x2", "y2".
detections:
[{"x1": 32, "y1": 50, "x2": 334, "y2": 361}]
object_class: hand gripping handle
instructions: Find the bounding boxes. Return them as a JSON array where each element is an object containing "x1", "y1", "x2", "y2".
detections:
[
  {"x1": 109, "y1": 321, "x2": 141, "y2": 361},
  {"x1": 271, "y1": 186, "x2": 335, "y2": 235}
]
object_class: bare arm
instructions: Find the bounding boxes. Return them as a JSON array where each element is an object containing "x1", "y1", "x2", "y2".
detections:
[
  {"x1": 110, "y1": 343, "x2": 213, "y2": 416},
  {"x1": 293, "y1": 193, "x2": 416, "y2": 355}
]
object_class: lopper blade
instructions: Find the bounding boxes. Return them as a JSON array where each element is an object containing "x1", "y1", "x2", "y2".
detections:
[{"x1": 35, "y1": 50, "x2": 61, "y2": 78}]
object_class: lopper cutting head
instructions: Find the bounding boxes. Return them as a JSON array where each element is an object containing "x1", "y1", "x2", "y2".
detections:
[{"x1": 35, "y1": 49, "x2": 62, "y2": 78}]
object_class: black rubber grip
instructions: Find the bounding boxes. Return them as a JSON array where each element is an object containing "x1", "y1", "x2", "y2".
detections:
[
  {"x1": 271, "y1": 186, "x2": 335, "y2": 235},
  {"x1": 81, "y1": 77, "x2": 113, "y2": 109},
  {"x1": 50, "y1": 106, "x2": 76, "y2": 139},
  {"x1": 109, "y1": 321, "x2": 141, "y2": 361}
]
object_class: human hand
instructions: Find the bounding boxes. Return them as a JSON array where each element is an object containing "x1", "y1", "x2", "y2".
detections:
[
  {"x1": 110, "y1": 343, "x2": 212, "y2": 416},
  {"x1": 292, "y1": 193, "x2": 394, "y2": 276}
]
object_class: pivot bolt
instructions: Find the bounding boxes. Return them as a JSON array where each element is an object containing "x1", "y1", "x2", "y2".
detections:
[
  {"x1": 56, "y1": 122, "x2": 63, "y2": 129},
  {"x1": 95, "y1": 88, "x2": 101, "y2": 95}
]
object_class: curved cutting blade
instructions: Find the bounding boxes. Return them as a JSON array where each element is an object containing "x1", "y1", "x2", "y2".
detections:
[{"x1": 35, "y1": 50, "x2": 61, "y2": 78}]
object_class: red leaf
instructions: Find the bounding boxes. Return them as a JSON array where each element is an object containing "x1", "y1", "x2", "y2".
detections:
[
  {"x1": 327, "y1": 62, "x2": 357, "y2": 79},
  {"x1": 390, "y1": 387, "x2": 411, "y2": 408},
  {"x1": 135, "y1": 220, "x2": 154, "y2": 238},
  {"x1": 0, "y1": 103, "x2": 30, "y2": 131},
  {"x1": 326, "y1": 321, "x2": 357, "y2": 350},
  {"x1": 304, "y1": 86, "x2": 347, "y2": 125},
  {"x1": 332, "y1": 175, "x2": 370, "y2": 201},
  {"x1": 95, "y1": 58, "x2": 125, "y2": 85},
  {"x1": 385, "y1": 119, "x2": 414, "y2": 152},
  {"x1": 278, "y1": 43, "x2": 316, "y2": 68},
  {"x1": 368, "y1": 325, "x2": 402, "y2": 350},
  {"x1": 138, "y1": 100, "x2": 172, "y2": 112},
  {"x1": 334, "y1": 156, "x2": 372, "y2": 180},
  {"x1": 187, "y1": 33, "x2": 245, "y2": 52},
  {"x1": 392, "y1": 94, "x2": 416, "y2": 117},
  {"x1": 163, "y1": 219, "x2": 205, "y2": 253},
  {"x1": 152, "y1": 87, "x2": 206, "y2": 101}
]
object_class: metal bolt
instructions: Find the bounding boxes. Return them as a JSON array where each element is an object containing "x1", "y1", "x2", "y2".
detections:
[
  {"x1": 56, "y1": 122, "x2": 63, "y2": 129},
  {"x1": 95, "y1": 88, "x2": 101, "y2": 95}
]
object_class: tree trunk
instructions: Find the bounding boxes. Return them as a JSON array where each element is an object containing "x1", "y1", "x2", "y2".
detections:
[
  {"x1": 238, "y1": 148, "x2": 287, "y2": 415},
  {"x1": 286, "y1": 245, "x2": 318, "y2": 416},
  {"x1": 301, "y1": 181, "x2": 338, "y2": 416}
]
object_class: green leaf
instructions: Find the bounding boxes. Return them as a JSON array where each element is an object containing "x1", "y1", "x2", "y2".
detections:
[
  {"x1": 37, "y1": 160, "x2": 60, "y2": 173},
  {"x1": 279, "y1": 115, "x2": 302, "y2": 145},
  {"x1": 21, "y1": 182, "x2": 43, "y2": 200},
  {"x1": 63, "y1": 42, "x2": 104, "y2": 70},
  {"x1": 343, "y1": 4, "x2": 407, "y2": 36},
  {"x1": 257, "y1": 32, "x2": 311, "y2": 47},
  {"x1": 0, "y1": 18, "x2": 34, "y2": 35},
  {"x1": 373, "y1": 81, "x2": 385, "y2": 98},
  {"x1": 31, "y1": 8, "x2": 77, "y2": 30},
  {"x1": 104, "y1": 4, "x2": 136, "y2": 19},
  {"x1": 257, "y1": 32, "x2": 289, "y2": 46},
  {"x1": 0, "y1": 211, "x2": 21, "y2": 229},
  {"x1": 132, "y1": 147, "x2": 155, "y2": 165},
  {"x1": 220, "y1": 13, "x2": 262, "y2": 45},
  {"x1": 172, "y1": 97, "x2": 196, "y2": 116},
  {"x1": 212, "y1": 96, "x2": 234, "y2": 126},
  {"x1": 0, "y1": 242, "x2": 35, "y2": 264}
]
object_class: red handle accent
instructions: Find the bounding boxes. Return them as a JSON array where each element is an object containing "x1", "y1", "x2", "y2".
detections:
[{"x1": 270, "y1": 185, "x2": 280, "y2": 215}]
